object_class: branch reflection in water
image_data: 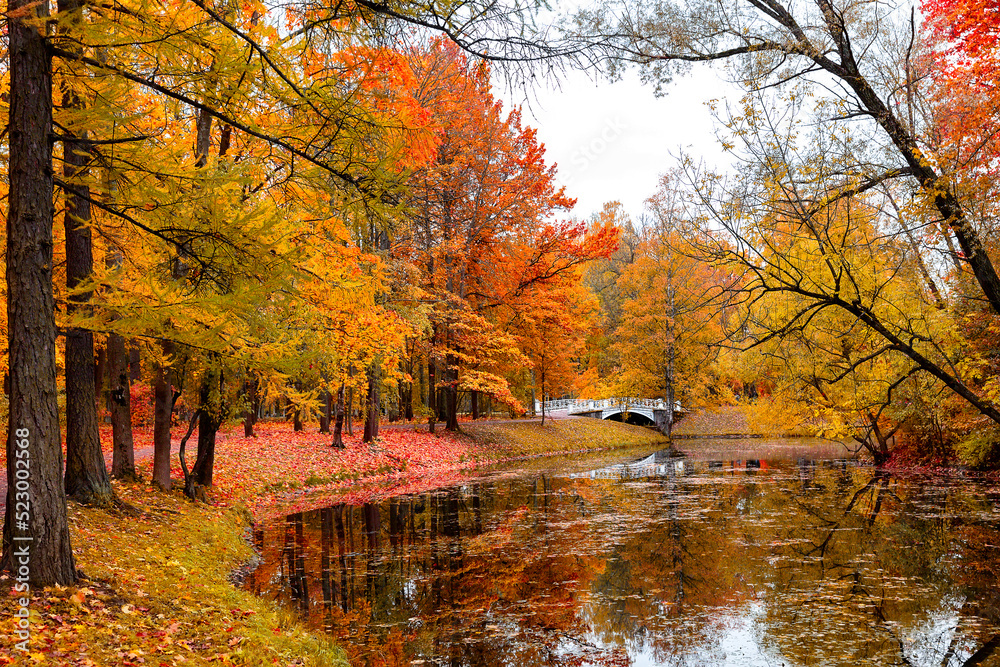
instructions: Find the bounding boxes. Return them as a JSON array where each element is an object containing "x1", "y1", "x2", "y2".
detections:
[{"x1": 247, "y1": 445, "x2": 1000, "y2": 667}]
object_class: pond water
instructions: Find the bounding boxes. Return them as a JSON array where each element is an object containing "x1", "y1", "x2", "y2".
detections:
[{"x1": 247, "y1": 440, "x2": 1000, "y2": 666}]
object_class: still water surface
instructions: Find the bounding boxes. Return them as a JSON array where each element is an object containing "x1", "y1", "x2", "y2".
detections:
[{"x1": 249, "y1": 440, "x2": 1000, "y2": 666}]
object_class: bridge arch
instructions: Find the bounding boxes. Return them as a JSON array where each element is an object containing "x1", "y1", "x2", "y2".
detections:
[
  {"x1": 603, "y1": 408, "x2": 655, "y2": 426},
  {"x1": 601, "y1": 408, "x2": 656, "y2": 426}
]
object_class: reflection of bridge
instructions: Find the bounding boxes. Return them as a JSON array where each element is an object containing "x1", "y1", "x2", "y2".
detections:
[
  {"x1": 568, "y1": 448, "x2": 690, "y2": 479},
  {"x1": 535, "y1": 398, "x2": 685, "y2": 429}
]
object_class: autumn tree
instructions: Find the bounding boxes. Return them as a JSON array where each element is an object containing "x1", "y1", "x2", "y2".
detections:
[
  {"x1": 579, "y1": 202, "x2": 644, "y2": 397},
  {"x1": 513, "y1": 278, "x2": 595, "y2": 424},
  {"x1": 923, "y1": 0, "x2": 1000, "y2": 180},
  {"x1": 609, "y1": 181, "x2": 729, "y2": 435},
  {"x1": 1, "y1": 0, "x2": 77, "y2": 585},
  {"x1": 671, "y1": 83, "x2": 1000, "y2": 460},
  {"x1": 570, "y1": 0, "x2": 1000, "y2": 318},
  {"x1": 394, "y1": 40, "x2": 616, "y2": 430},
  {"x1": 919, "y1": 0, "x2": 1000, "y2": 463}
]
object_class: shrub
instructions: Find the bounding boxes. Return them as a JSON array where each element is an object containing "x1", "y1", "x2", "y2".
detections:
[{"x1": 956, "y1": 427, "x2": 1000, "y2": 468}]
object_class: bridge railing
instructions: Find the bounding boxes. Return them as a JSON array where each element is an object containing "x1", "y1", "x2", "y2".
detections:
[{"x1": 535, "y1": 397, "x2": 682, "y2": 414}]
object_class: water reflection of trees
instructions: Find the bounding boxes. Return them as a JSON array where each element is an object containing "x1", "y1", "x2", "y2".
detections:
[
  {"x1": 248, "y1": 455, "x2": 1000, "y2": 667},
  {"x1": 760, "y1": 464, "x2": 1000, "y2": 667},
  {"x1": 250, "y1": 478, "x2": 618, "y2": 666},
  {"x1": 586, "y1": 459, "x2": 767, "y2": 664}
]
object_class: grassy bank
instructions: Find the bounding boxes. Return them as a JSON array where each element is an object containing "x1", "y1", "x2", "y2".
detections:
[
  {"x1": 672, "y1": 404, "x2": 817, "y2": 438},
  {"x1": 465, "y1": 417, "x2": 669, "y2": 456},
  {"x1": 0, "y1": 490, "x2": 347, "y2": 666},
  {"x1": 0, "y1": 417, "x2": 665, "y2": 666}
]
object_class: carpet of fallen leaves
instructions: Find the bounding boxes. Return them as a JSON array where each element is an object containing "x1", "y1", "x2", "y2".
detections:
[
  {"x1": 671, "y1": 406, "x2": 755, "y2": 436},
  {"x1": 0, "y1": 417, "x2": 667, "y2": 666},
  {"x1": 181, "y1": 423, "x2": 481, "y2": 518}
]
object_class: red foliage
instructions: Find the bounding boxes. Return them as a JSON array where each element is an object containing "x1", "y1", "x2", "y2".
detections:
[
  {"x1": 923, "y1": 0, "x2": 1000, "y2": 175},
  {"x1": 923, "y1": 0, "x2": 1000, "y2": 64},
  {"x1": 129, "y1": 382, "x2": 155, "y2": 427}
]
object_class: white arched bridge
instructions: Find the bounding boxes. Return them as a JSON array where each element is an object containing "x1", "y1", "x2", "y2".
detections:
[{"x1": 534, "y1": 398, "x2": 685, "y2": 429}]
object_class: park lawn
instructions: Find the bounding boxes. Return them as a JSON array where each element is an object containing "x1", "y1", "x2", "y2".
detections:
[{"x1": 0, "y1": 418, "x2": 667, "y2": 666}]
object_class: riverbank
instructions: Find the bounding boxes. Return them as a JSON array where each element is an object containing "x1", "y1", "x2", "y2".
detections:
[{"x1": 0, "y1": 417, "x2": 667, "y2": 666}]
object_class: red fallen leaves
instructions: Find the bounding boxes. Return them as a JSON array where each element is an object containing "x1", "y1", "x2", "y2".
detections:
[
  {"x1": 0, "y1": 414, "x2": 481, "y2": 508},
  {"x1": 124, "y1": 420, "x2": 484, "y2": 518}
]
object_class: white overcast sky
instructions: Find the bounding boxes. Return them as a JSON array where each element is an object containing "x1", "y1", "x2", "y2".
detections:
[{"x1": 498, "y1": 64, "x2": 739, "y2": 224}]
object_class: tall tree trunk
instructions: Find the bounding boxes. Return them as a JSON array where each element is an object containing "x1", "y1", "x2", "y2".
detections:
[
  {"x1": 94, "y1": 345, "x2": 106, "y2": 403},
  {"x1": 129, "y1": 346, "x2": 141, "y2": 381},
  {"x1": 427, "y1": 358, "x2": 436, "y2": 434},
  {"x1": 319, "y1": 389, "x2": 331, "y2": 434},
  {"x1": 471, "y1": 391, "x2": 479, "y2": 421},
  {"x1": 63, "y1": 329, "x2": 111, "y2": 503},
  {"x1": 662, "y1": 291, "x2": 676, "y2": 438},
  {"x1": 192, "y1": 371, "x2": 222, "y2": 487},
  {"x1": 530, "y1": 370, "x2": 536, "y2": 418},
  {"x1": 332, "y1": 384, "x2": 345, "y2": 449},
  {"x1": 291, "y1": 380, "x2": 304, "y2": 432},
  {"x1": 403, "y1": 362, "x2": 414, "y2": 421},
  {"x1": 176, "y1": 409, "x2": 200, "y2": 499},
  {"x1": 61, "y1": 0, "x2": 113, "y2": 507},
  {"x1": 152, "y1": 340, "x2": 175, "y2": 491},
  {"x1": 1, "y1": 0, "x2": 77, "y2": 584},
  {"x1": 663, "y1": 366, "x2": 675, "y2": 438},
  {"x1": 435, "y1": 385, "x2": 445, "y2": 423},
  {"x1": 540, "y1": 368, "x2": 546, "y2": 426},
  {"x1": 346, "y1": 386, "x2": 354, "y2": 436},
  {"x1": 192, "y1": 408, "x2": 218, "y2": 487},
  {"x1": 445, "y1": 362, "x2": 458, "y2": 431},
  {"x1": 242, "y1": 375, "x2": 259, "y2": 437},
  {"x1": 108, "y1": 333, "x2": 136, "y2": 480},
  {"x1": 105, "y1": 215, "x2": 134, "y2": 479},
  {"x1": 363, "y1": 367, "x2": 380, "y2": 444}
]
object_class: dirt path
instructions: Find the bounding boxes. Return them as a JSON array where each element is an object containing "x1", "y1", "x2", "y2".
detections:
[{"x1": 0, "y1": 439, "x2": 191, "y2": 513}]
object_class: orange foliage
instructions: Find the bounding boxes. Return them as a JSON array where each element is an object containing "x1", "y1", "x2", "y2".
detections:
[
  {"x1": 393, "y1": 40, "x2": 617, "y2": 416},
  {"x1": 924, "y1": 0, "x2": 1000, "y2": 176}
]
